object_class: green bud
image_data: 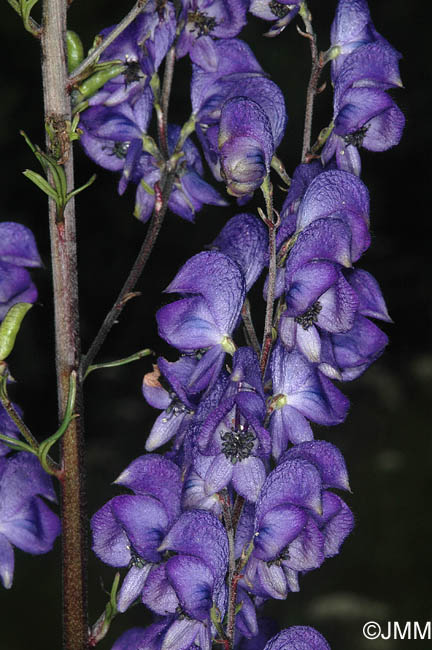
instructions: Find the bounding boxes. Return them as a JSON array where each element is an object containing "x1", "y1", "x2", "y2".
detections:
[
  {"x1": 76, "y1": 64, "x2": 126, "y2": 102},
  {"x1": 0, "y1": 303, "x2": 32, "y2": 361},
  {"x1": 66, "y1": 31, "x2": 84, "y2": 73},
  {"x1": 221, "y1": 336, "x2": 236, "y2": 356}
]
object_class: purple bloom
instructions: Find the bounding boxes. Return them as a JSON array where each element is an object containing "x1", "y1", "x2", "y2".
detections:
[
  {"x1": 249, "y1": 0, "x2": 302, "y2": 38},
  {"x1": 80, "y1": 103, "x2": 227, "y2": 223},
  {"x1": 263, "y1": 625, "x2": 331, "y2": 649},
  {"x1": 190, "y1": 38, "x2": 287, "y2": 193},
  {"x1": 269, "y1": 344, "x2": 349, "y2": 458},
  {"x1": 157, "y1": 251, "x2": 246, "y2": 392},
  {"x1": 142, "y1": 357, "x2": 198, "y2": 451},
  {"x1": 218, "y1": 97, "x2": 275, "y2": 196},
  {"x1": 177, "y1": 0, "x2": 249, "y2": 59},
  {"x1": 323, "y1": 40, "x2": 404, "y2": 175},
  {"x1": 0, "y1": 222, "x2": 41, "y2": 321},
  {"x1": 0, "y1": 453, "x2": 60, "y2": 589},
  {"x1": 91, "y1": 454, "x2": 182, "y2": 611},
  {"x1": 330, "y1": 0, "x2": 401, "y2": 82},
  {"x1": 195, "y1": 347, "x2": 271, "y2": 502},
  {"x1": 87, "y1": 5, "x2": 176, "y2": 107},
  {"x1": 241, "y1": 442, "x2": 353, "y2": 598}
]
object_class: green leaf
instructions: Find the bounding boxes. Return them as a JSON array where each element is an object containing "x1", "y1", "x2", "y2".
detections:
[
  {"x1": 66, "y1": 174, "x2": 97, "y2": 202},
  {"x1": 22, "y1": 170, "x2": 59, "y2": 201}
]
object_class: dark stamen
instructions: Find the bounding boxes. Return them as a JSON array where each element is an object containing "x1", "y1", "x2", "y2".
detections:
[
  {"x1": 221, "y1": 424, "x2": 256, "y2": 464},
  {"x1": 294, "y1": 301, "x2": 322, "y2": 330}
]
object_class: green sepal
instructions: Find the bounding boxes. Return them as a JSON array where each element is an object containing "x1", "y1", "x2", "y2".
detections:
[
  {"x1": 0, "y1": 303, "x2": 32, "y2": 361},
  {"x1": 74, "y1": 63, "x2": 126, "y2": 103}
]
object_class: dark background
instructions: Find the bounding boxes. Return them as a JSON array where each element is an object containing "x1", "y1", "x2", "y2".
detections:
[{"x1": 0, "y1": 1, "x2": 430, "y2": 648}]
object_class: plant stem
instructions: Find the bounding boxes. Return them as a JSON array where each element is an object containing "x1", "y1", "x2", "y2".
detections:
[
  {"x1": 67, "y1": 0, "x2": 148, "y2": 84},
  {"x1": 299, "y1": 4, "x2": 323, "y2": 162},
  {"x1": 80, "y1": 172, "x2": 176, "y2": 377},
  {"x1": 241, "y1": 299, "x2": 261, "y2": 357},
  {"x1": 41, "y1": 0, "x2": 87, "y2": 647},
  {"x1": 159, "y1": 45, "x2": 176, "y2": 154},
  {"x1": 260, "y1": 178, "x2": 278, "y2": 377}
]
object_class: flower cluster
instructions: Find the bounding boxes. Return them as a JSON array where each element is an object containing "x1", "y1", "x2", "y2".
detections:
[
  {"x1": 322, "y1": 0, "x2": 405, "y2": 175},
  {"x1": 0, "y1": 223, "x2": 60, "y2": 589},
  {"x1": 78, "y1": 0, "x2": 287, "y2": 222},
  {"x1": 80, "y1": 0, "x2": 404, "y2": 647}
]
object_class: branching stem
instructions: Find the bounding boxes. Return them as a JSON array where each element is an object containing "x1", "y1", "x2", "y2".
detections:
[{"x1": 80, "y1": 171, "x2": 176, "y2": 377}]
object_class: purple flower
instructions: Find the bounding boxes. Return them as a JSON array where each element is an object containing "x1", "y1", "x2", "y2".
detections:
[
  {"x1": 195, "y1": 347, "x2": 271, "y2": 502},
  {"x1": 157, "y1": 252, "x2": 246, "y2": 392},
  {"x1": 87, "y1": 5, "x2": 176, "y2": 107},
  {"x1": 79, "y1": 90, "x2": 154, "y2": 189},
  {"x1": 323, "y1": 40, "x2": 404, "y2": 175},
  {"x1": 318, "y1": 268, "x2": 391, "y2": 381},
  {"x1": 0, "y1": 222, "x2": 41, "y2": 321},
  {"x1": 263, "y1": 625, "x2": 331, "y2": 649},
  {"x1": 142, "y1": 357, "x2": 198, "y2": 451},
  {"x1": 249, "y1": 0, "x2": 302, "y2": 38},
  {"x1": 177, "y1": 0, "x2": 249, "y2": 58},
  {"x1": 80, "y1": 101, "x2": 227, "y2": 223},
  {"x1": 241, "y1": 441, "x2": 353, "y2": 598},
  {"x1": 190, "y1": 38, "x2": 287, "y2": 193},
  {"x1": 330, "y1": 0, "x2": 401, "y2": 81},
  {"x1": 138, "y1": 510, "x2": 228, "y2": 648},
  {"x1": 91, "y1": 454, "x2": 182, "y2": 611},
  {"x1": 218, "y1": 97, "x2": 275, "y2": 196},
  {"x1": 0, "y1": 453, "x2": 60, "y2": 589},
  {"x1": 269, "y1": 344, "x2": 349, "y2": 458}
]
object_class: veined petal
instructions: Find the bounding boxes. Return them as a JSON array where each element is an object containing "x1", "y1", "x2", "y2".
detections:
[
  {"x1": 296, "y1": 170, "x2": 369, "y2": 231},
  {"x1": 203, "y1": 453, "x2": 233, "y2": 495},
  {"x1": 264, "y1": 625, "x2": 331, "y2": 649},
  {"x1": 255, "y1": 459, "x2": 323, "y2": 523},
  {"x1": 281, "y1": 440, "x2": 350, "y2": 491},
  {"x1": 282, "y1": 519, "x2": 324, "y2": 572},
  {"x1": 344, "y1": 268, "x2": 391, "y2": 321},
  {"x1": 164, "y1": 252, "x2": 246, "y2": 336},
  {"x1": 270, "y1": 406, "x2": 314, "y2": 460},
  {"x1": 166, "y1": 555, "x2": 214, "y2": 621},
  {"x1": 114, "y1": 454, "x2": 182, "y2": 524},
  {"x1": 0, "y1": 497, "x2": 60, "y2": 554},
  {"x1": 117, "y1": 564, "x2": 152, "y2": 613},
  {"x1": 159, "y1": 511, "x2": 228, "y2": 585},
  {"x1": 253, "y1": 504, "x2": 307, "y2": 561},
  {"x1": 157, "y1": 296, "x2": 221, "y2": 350},
  {"x1": 0, "y1": 223, "x2": 42, "y2": 267},
  {"x1": 211, "y1": 213, "x2": 268, "y2": 290},
  {"x1": 142, "y1": 563, "x2": 179, "y2": 615},
  {"x1": 285, "y1": 219, "x2": 353, "y2": 278},
  {"x1": 232, "y1": 456, "x2": 266, "y2": 503},
  {"x1": 161, "y1": 618, "x2": 201, "y2": 650}
]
